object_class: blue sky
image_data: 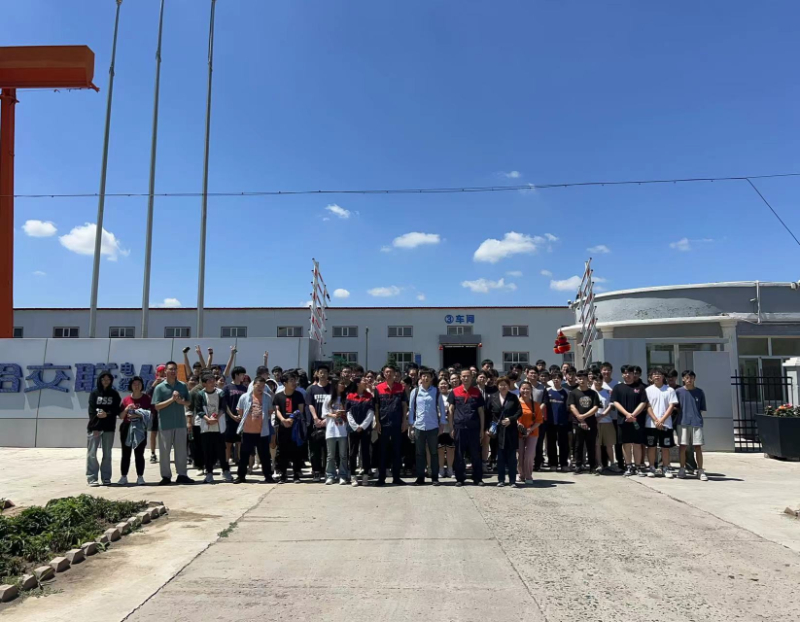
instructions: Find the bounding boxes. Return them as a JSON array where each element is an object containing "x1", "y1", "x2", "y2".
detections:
[{"x1": 8, "y1": 0, "x2": 800, "y2": 309}]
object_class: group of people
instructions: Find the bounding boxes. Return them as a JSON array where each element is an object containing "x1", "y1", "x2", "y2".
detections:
[{"x1": 85, "y1": 347, "x2": 710, "y2": 488}]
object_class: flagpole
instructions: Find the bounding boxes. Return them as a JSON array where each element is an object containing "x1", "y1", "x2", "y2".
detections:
[
  {"x1": 141, "y1": 0, "x2": 166, "y2": 338},
  {"x1": 197, "y1": 0, "x2": 217, "y2": 338},
  {"x1": 88, "y1": 0, "x2": 123, "y2": 338}
]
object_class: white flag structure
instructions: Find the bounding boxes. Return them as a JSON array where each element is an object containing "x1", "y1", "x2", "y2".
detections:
[
  {"x1": 575, "y1": 258, "x2": 599, "y2": 368},
  {"x1": 310, "y1": 259, "x2": 330, "y2": 355}
]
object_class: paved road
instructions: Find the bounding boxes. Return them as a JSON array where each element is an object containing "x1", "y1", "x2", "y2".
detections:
[{"x1": 125, "y1": 474, "x2": 800, "y2": 622}]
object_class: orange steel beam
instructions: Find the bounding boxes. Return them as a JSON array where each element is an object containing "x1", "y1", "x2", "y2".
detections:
[{"x1": 0, "y1": 46, "x2": 96, "y2": 338}]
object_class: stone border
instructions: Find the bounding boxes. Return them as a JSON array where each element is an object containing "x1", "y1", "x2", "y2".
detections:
[{"x1": 0, "y1": 504, "x2": 168, "y2": 603}]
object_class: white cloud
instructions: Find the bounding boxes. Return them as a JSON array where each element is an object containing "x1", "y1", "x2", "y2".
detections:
[
  {"x1": 325, "y1": 204, "x2": 351, "y2": 219},
  {"x1": 368, "y1": 286, "x2": 401, "y2": 297},
  {"x1": 59, "y1": 222, "x2": 130, "y2": 261},
  {"x1": 303, "y1": 300, "x2": 313, "y2": 308},
  {"x1": 550, "y1": 276, "x2": 582, "y2": 292},
  {"x1": 506, "y1": 270, "x2": 523, "y2": 277},
  {"x1": 322, "y1": 217, "x2": 330, "y2": 222},
  {"x1": 587, "y1": 244, "x2": 611, "y2": 254},
  {"x1": 544, "y1": 233, "x2": 558, "y2": 242},
  {"x1": 380, "y1": 246, "x2": 392, "y2": 253},
  {"x1": 550, "y1": 275, "x2": 607, "y2": 291},
  {"x1": 461, "y1": 278, "x2": 517, "y2": 294},
  {"x1": 540, "y1": 269, "x2": 553, "y2": 277},
  {"x1": 333, "y1": 288, "x2": 350, "y2": 299},
  {"x1": 22, "y1": 219, "x2": 57, "y2": 237},
  {"x1": 474, "y1": 232, "x2": 541, "y2": 263},
  {"x1": 33, "y1": 270, "x2": 46, "y2": 277},
  {"x1": 502, "y1": 170, "x2": 521, "y2": 179},
  {"x1": 417, "y1": 294, "x2": 426, "y2": 301},
  {"x1": 669, "y1": 237, "x2": 713, "y2": 252},
  {"x1": 159, "y1": 298, "x2": 182, "y2": 308},
  {"x1": 392, "y1": 232, "x2": 441, "y2": 249}
]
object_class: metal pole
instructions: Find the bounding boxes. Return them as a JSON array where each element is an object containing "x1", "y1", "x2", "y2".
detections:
[
  {"x1": 141, "y1": 0, "x2": 166, "y2": 338},
  {"x1": 197, "y1": 0, "x2": 217, "y2": 338},
  {"x1": 89, "y1": 0, "x2": 123, "y2": 338},
  {"x1": 0, "y1": 88, "x2": 17, "y2": 339}
]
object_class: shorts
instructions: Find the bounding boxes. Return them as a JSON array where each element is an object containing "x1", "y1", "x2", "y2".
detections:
[
  {"x1": 149, "y1": 410, "x2": 159, "y2": 432},
  {"x1": 645, "y1": 427, "x2": 674, "y2": 449},
  {"x1": 596, "y1": 422, "x2": 617, "y2": 446},
  {"x1": 438, "y1": 433, "x2": 454, "y2": 448},
  {"x1": 224, "y1": 416, "x2": 241, "y2": 443},
  {"x1": 619, "y1": 421, "x2": 644, "y2": 445},
  {"x1": 677, "y1": 425, "x2": 704, "y2": 446}
]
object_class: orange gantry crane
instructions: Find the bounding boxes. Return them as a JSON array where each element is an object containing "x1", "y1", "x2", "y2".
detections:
[{"x1": 0, "y1": 46, "x2": 97, "y2": 338}]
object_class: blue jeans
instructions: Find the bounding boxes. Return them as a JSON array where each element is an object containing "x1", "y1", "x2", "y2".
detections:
[
  {"x1": 87, "y1": 430, "x2": 114, "y2": 483},
  {"x1": 326, "y1": 437, "x2": 350, "y2": 480}
]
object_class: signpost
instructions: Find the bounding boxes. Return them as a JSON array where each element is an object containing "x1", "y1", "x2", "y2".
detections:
[{"x1": 576, "y1": 258, "x2": 598, "y2": 368}]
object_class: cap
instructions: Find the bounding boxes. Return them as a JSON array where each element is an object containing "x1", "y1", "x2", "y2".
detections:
[{"x1": 156, "y1": 364, "x2": 166, "y2": 373}]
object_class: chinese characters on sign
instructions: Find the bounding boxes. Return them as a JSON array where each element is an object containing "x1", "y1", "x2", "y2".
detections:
[
  {"x1": 444, "y1": 314, "x2": 475, "y2": 325},
  {"x1": 0, "y1": 363, "x2": 157, "y2": 394}
]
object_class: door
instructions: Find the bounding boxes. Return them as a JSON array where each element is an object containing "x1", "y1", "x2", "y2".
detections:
[
  {"x1": 693, "y1": 351, "x2": 734, "y2": 452},
  {"x1": 442, "y1": 346, "x2": 477, "y2": 369}
]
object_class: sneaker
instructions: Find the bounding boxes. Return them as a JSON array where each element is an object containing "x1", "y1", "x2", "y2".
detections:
[
  {"x1": 455, "y1": 481, "x2": 463, "y2": 487},
  {"x1": 264, "y1": 476, "x2": 276, "y2": 484},
  {"x1": 677, "y1": 468, "x2": 686, "y2": 479},
  {"x1": 159, "y1": 477, "x2": 172, "y2": 486},
  {"x1": 278, "y1": 478, "x2": 287, "y2": 485},
  {"x1": 637, "y1": 467, "x2": 648, "y2": 477},
  {"x1": 432, "y1": 480, "x2": 440, "y2": 487},
  {"x1": 375, "y1": 480, "x2": 386, "y2": 487},
  {"x1": 497, "y1": 481, "x2": 506, "y2": 487},
  {"x1": 325, "y1": 477, "x2": 335, "y2": 485},
  {"x1": 117, "y1": 476, "x2": 128, "y2": 485},
  {"x1": 293, "y1": 476, "x2": 301, "y2": 484},
  {"x1": 655, "y1": 468, "x2": 664, "y2": 477},
  {"x1": 624, "y1": 466, "x2": 635, "y2": 477},
  {"x1": 150, "y1": 454, "x2": 158, "y2": 463},
  {"x1": 204, "y1": 473, "x2": 214, "y2": 484},
  {"x1": 575, "y1": 466, "x2": 584, "y2": 474},
  {"x1": 698, "y1": 469, "x2": 708, "y2": 481},
  {"x1": 352, "y1": 478, "x2": 360, "y2": 487},
  {"x1": 102, "y1": 480, "x2": 111, "y2": 486},
  {"x1": 445, "y1": 467, "x2": 452, "y2": 478},
  {"x1": 136, "y1": 476, "x2": 146, "y2": 486},
  {"x1": 513, "y1": 481, "x2": 522, "y2": 488},
  {"x1": 393, "y1": 479, "x2": 407, "y2": 486},
  {"x1": 664, "y1": 468, "x2": 674, "y2": 479},
  {"x1": 594, "y1": 467, "x2": 603, "y2": 475},
  {"x1": 222, "y1": 471, "x2": 233, "y2": 482},
  {"x1": 476, "y1": 480, "x2": 485, "y2": 487},
  {"x1": 176, "y1": 475, "x2": 195, "y2": 484},
  {"x1": 247, "y1": 466, "x2": 254, "y2": 475},
  {"x1": 608, "y1": 465, "x2": 623, "y2": 474},
  {"x1": 312, "y1": 473, "x2": 320, "y2": 483},
  {"x1": 438, "y1": 468, "x2": 446, "y2": 479},
  {"x1": 555, "y1": 466, "x2": 563, "y2": 473},
  {"x1": 233, "y1": 477, "x2": 246, "y2": 484},
  {"x1": 525, "y1": 478, "x2": 534, "y2": 484},
  {"x1": 361, "y1": 474, "x2": 369, "y2": 486},
  {"x1": 647, "y1": 468, "x2": 656, "y2": 478},
  {"x1": 414, "y1": 478, "x2": 425, "y2": 486},
  {"x1": 339, "y1": 478, "x2": 348, "y2": 485},
  {"x1": 88, "y1": 480, "x2": 100, "y2": 487}
]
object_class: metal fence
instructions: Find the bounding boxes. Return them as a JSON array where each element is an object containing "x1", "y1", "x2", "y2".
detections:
[{"x1": 731, "y1": 373, "x2": 793, "y2": 452}]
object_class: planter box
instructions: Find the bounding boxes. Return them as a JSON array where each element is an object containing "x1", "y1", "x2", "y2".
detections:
[{"x1": 756, "y1": 415, "x2": 800, "y2": 459}]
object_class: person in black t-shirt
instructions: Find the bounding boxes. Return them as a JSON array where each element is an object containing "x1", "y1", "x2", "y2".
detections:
[
  {"x1": 566, "y1": 370, "x2": 600, "y2": 473},
  {"x1": 307, "y1": 366, "x2": 333, "y2": 482},
  {"x1": 273, "y1": 373, "x2": 307, "y2": 483},
  {"x1": 610, "y1": 365, "x2": 650, "y2": 476}
]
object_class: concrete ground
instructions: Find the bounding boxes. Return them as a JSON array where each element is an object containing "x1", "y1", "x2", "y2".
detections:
[{"x1": 0, "y1": 449, "x2": 799, "y2": 622}]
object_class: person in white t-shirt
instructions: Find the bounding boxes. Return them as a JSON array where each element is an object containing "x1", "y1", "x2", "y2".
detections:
[
  {"x1": 323, "y1": 378, "x2": 351, "y2": 485},
  {"x1": 592, "y1": 372, "x2": 621, "y2": 474},
  {"x1": 644, "y1": 368, "x2": 678, "y2": 478}
]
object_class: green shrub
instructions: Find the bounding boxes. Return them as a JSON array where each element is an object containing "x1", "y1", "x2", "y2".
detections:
[{"x1": 0, "y1": 495, "x2": 147, "y2": 583}]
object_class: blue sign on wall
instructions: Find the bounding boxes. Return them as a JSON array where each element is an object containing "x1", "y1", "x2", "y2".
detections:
[
  {"x1": 444, "y1": 314, "x2": 475, "y2": 325},
  {"x1": 0, "y1": 362, "x2": 156, "y2": 394}
]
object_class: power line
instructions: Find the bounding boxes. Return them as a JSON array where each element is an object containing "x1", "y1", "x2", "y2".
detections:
[
  {"x1": 745, "y1": 178, "x2": 800, "y2": 248},
  {"x1": 5, "y1": 171, "x2": 800, "y2": 199}
]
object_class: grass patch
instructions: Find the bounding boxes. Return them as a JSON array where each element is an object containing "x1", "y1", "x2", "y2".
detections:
[
  {"x1": 218, "y1": 521, "x2": 238, "y2": 538},
  {"x1": 0, "y1": 495, "x2": 147, "y2": 584}
]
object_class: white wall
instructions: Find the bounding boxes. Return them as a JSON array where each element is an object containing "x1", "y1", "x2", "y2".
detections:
[
  {"x1": 0, "y1": 337, "x2": 311, "y2": 448},
  {"x1": 14, "y1": 306, "x2": 574, "y2": 371}
]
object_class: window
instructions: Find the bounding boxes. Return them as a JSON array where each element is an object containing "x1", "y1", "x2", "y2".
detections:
[
  {"x1": 164, "y1": 327, "x2": 190, "y2": 338},
  {"x1": 53, "y1": 327, "x2": 79, "y2": 338},
  {"x1": 388, "y1": 352, "x2": 414, "y2": 372},
  {"x1": 502, "y1": 351, "x2": 529, "y2": 371},
  {"x1": 277, "y1": 326, "x2": 303, "y2": 337},
  {"x1": 646, "y1": 344, "x2": 675, "y2": 371},
  {"x1": 13, "y1": 327, "x2": 23, "y2": 338},
  {"x1": 562, "y1": 351, "x2": 575, "y2": 364},
  {"x1": 771, "y1": 338, "x2": 800, "y2": 357},
  {"x1": 221, "y1": 326, "x2": 247, "y2": 338},
  {"x1": 109, "y1": 326, "x2": 134, "y2": 338},
  {"x1": 388, "y1": 326, "x2": 413, "y2": 338},
  {"x1": 332, "y1": 326, "x2": 358, "y2": 338},
  {"x1": 737, "y1": 337, "x2": 769, "y2": 356},
  {"x1": 502, "y1": 325, "x2": 529, "y2": 337},
  {"x1": 447, "y1": 325, "x2": 473, "y2": 336},
  {"x1": 332, "y1": 352, "x2": 358, "y2": 371}
]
